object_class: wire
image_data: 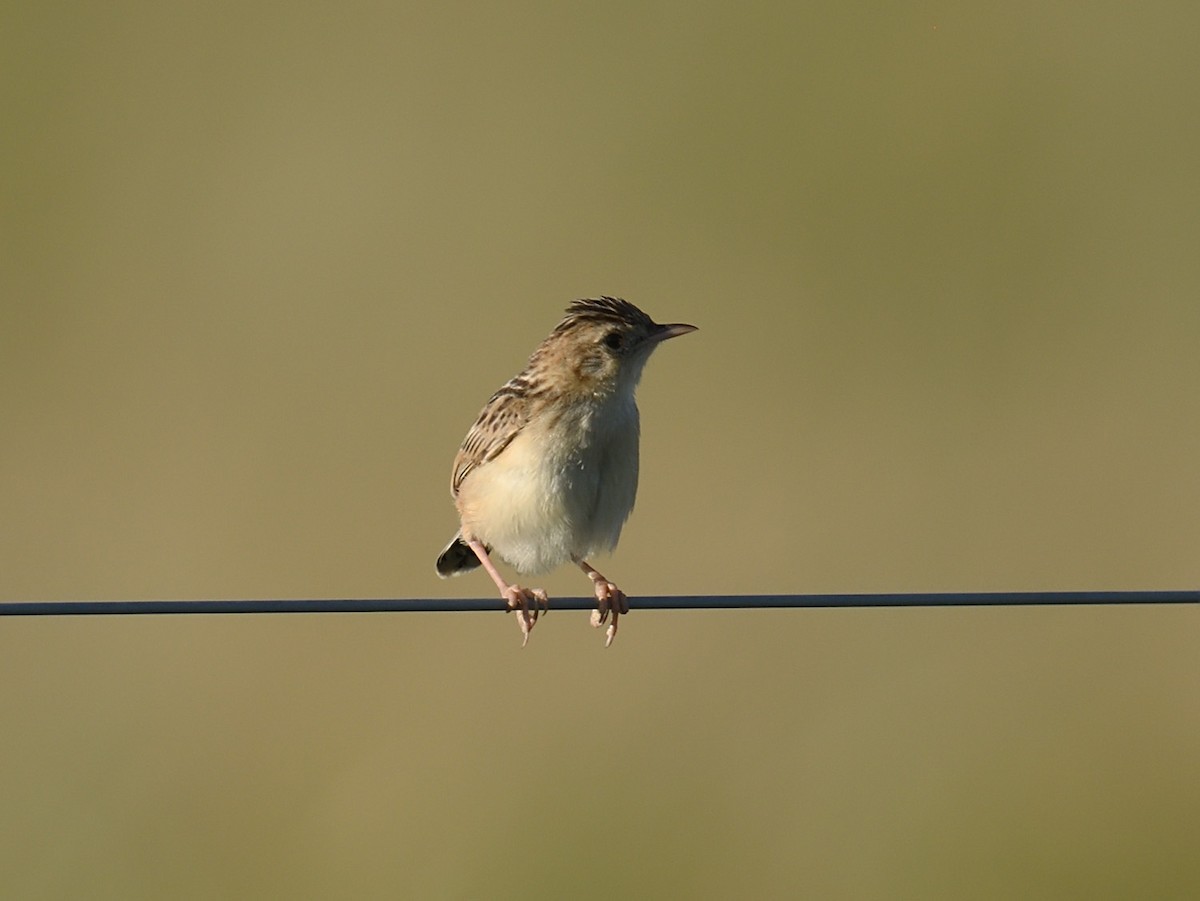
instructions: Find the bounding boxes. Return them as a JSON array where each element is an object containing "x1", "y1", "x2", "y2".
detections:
[{"x1": 1, "y1": 591, "x2": 1196, "y2": 617}]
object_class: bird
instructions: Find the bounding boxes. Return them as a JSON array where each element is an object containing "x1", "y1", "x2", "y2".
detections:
[{"x1": 436, "y1": 297, "x2": 697, "y2": 647}]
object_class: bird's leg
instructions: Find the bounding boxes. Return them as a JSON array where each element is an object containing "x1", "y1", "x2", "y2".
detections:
[
  {"x1": 574, "y1": 557, "x2": 629, "y2": 648},
  {"x1": 466, "y1": 539, "x2": 548, "y2": 647}
]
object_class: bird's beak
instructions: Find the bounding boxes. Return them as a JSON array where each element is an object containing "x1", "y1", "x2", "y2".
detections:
[{"x1": 650, "y1": 322, "x2": 698, "y2": 343}]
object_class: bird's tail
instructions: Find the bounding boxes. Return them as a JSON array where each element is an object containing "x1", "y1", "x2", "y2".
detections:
[{"x1": 436, "y1": 532, "x2": 483, "y2": 578}]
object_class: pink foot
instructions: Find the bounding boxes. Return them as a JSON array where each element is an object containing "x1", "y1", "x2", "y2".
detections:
[
  {"x1": 587, "y1": 578, "x2": 629, "y2": 648},
  {"x1": 503, "y1": 585, "x2": 549, "y2": 647}
]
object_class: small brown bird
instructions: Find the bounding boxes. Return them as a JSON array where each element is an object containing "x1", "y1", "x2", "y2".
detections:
[{"x1": 436, "y1": 297, "x2": 697, "y2": 646}]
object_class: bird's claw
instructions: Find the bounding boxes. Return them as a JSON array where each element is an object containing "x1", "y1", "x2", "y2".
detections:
[
  {"x1": 588, "y1": 580, "x2": 628, "y2": 647},
  {"x1": 504, "y1": 586, "x2": 549, "y2": 647}
]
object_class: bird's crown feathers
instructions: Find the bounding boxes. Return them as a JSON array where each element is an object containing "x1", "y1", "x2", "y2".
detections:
[{"x1": 553, "y1": 297, "x2": 655, "y2": 334}]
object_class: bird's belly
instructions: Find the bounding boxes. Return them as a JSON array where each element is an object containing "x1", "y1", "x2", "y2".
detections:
[{"x1": 456, "y1": 408, "x2": 639, "y2": 574}]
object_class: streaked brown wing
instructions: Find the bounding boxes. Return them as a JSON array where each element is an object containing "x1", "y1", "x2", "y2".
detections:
[{"x1": 450, "y1": 380, "x2": 533, "y2": 496}]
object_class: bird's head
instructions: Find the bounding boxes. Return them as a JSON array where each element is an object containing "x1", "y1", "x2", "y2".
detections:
[{"x1": 541, "y1": 297, "x2": 697, "y2": 397}]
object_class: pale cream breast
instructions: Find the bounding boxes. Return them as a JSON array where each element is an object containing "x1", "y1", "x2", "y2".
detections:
[{"x1": 456, "y1": 392, "x2": 641, "y2": 574}]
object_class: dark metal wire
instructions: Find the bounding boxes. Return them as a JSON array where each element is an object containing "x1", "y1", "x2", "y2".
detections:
[{"x1": 1, "y1": 591, "x2": 1197, "y2": 617}]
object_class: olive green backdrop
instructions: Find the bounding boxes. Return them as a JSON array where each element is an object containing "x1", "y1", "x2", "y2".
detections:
[{"x1": 3, "y1": 3, "x2": 1198, "y2": 898}]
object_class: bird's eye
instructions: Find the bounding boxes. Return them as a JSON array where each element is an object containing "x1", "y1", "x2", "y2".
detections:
[{"x1": 603, "y1": 331, "x2": 624, "y2": 351}]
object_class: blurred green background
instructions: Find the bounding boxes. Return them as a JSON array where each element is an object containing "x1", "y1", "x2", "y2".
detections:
[{"x1": 3, "y1": 2, "x2": 1198, "y2": 898}]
